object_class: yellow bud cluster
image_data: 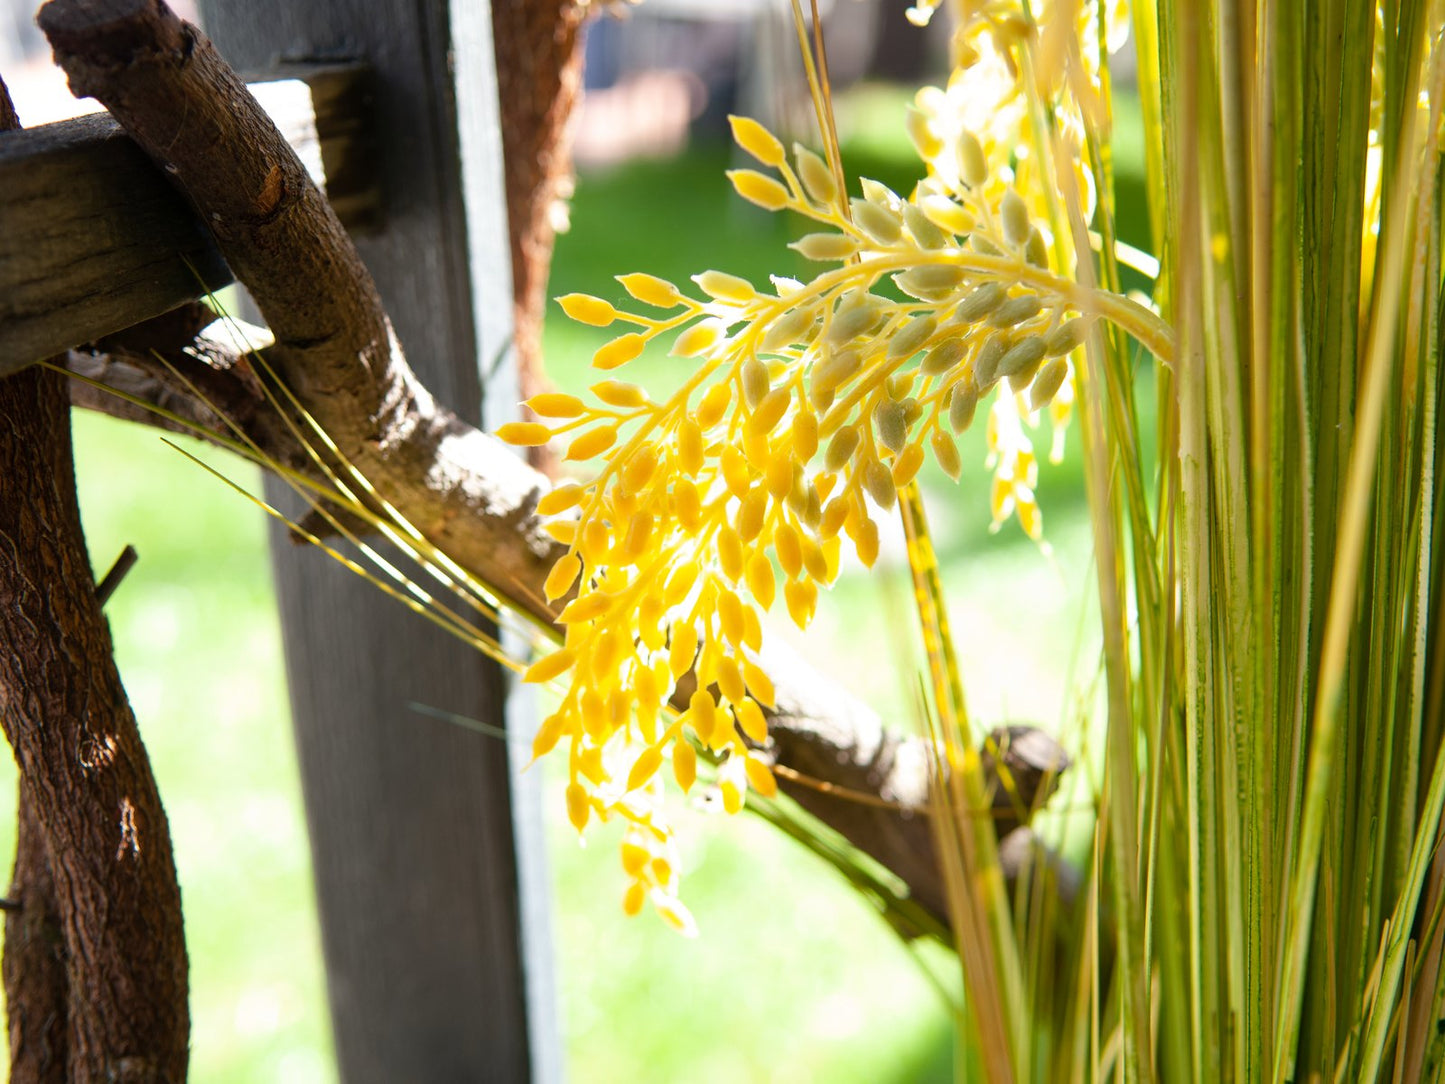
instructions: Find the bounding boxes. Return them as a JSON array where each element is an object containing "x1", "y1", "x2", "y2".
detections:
[{"x1": 496, "y1": 106, "x2": 1110, "y2": 930}]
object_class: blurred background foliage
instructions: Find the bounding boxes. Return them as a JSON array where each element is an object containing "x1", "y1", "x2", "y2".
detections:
[{"x1": 0, "y1": 3, "x2": 1150, "y2": 1079}]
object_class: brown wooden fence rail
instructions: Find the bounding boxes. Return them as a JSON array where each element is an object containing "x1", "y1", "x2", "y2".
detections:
[{"x1": 0, "y1": 1, "x2": 1071, "y2": 1079}]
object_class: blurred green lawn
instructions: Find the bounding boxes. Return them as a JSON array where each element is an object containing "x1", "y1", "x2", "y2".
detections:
[{"x1": 0, "y1": 86, "x2": 1150, "y2": 1081}]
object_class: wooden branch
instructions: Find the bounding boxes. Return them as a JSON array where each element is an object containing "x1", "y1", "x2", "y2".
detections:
[
  {"x1": 39, "y1": 0, "x2": 1072, "y2": 927},
  {"x1": 0, "y1": 333, "x2": 189, "y2": 1084},
  {"x1": 0, "y1": 62, "x2": 376, "y2": 375}
]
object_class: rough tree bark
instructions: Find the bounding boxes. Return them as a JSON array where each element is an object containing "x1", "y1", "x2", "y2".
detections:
[
  {"x1": 0, "y1": 152, "x2": 188, "y2": 1084},
  {"x1": 491, "y1": 0, "x2": 587, "y2": 473},
  {"x1": 0, "y1": 361, "x2": 191, "y2": 1084},
  {"x1": 1, "y1": 71, "x2": 188, "y2": 1084}
]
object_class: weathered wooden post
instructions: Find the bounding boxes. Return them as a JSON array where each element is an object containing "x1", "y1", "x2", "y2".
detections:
[{"x1": 192, "y1": 3, "x2": 558, "y2": 1080}]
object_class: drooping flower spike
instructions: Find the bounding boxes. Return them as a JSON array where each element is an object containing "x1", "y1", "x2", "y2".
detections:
[{"x1": 500, "y1": 90, "x2": 1168, "y2": 931}]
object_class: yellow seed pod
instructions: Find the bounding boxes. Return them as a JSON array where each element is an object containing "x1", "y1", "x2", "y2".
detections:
[
  {"x1": 821, "y1": 535, "x2": 842, "y2": 583},
  {"x1": 892, "y1": 443, "x2": 925, "y2": 487},
  {"x1": 717, "y1": 657, "x2": 746, "y2": 705},
  {"x1": 749, "y1": 386, "x2": 791, "y2": 434},
  {"x1": 765, "y1": 455, "x2": 793, "y2": 500},
  {"x1": 855, "y1": 515, "x2": 880, "y2": 567},
  {"x1": 696, "y1": 381, "x2": 732, "y2": 428},
  {"x1": 721, "y1": 777, "x2": 745, "y2": 815},
  {"x1": 580, "y1": 689, "x2": 608, "y2": 739},
  {"x1": 558, "y1": 293, "x2": 619, "y2": 327},
  {"x1": 677, "y1": 419, "x2": 704, "y2": 475},
  {"x1": 728, "y1": 114, "x2": 786, "y2": 166},
  {"x1": 792, "y1": 411, "x2": 819, "y2": 462},
  {"x1": 544, "y1": 552, "x2": 582, "y2": 601},
  {"x1": 736, "y1": 487, "x2": 768, "y2": 542},
  {"x1": 791, "y1": 232, "x2": 860, "y2": 261},
  {"x1": 820, "y1": 497, "x2": 848, "y2": 538},
  {"x1": 784, "y1": 578, "x2": 818, "y2": 629},
  {"x1": 949, "y1": 383, "x2": 981, "y2": 433},
  {"x1": 874, "y1": 400, "x2": 908, "y2": 453},
  {"x1": 727, "y1": 169, "x2": 790, "y2": 211},
  {"x1": 1030, "y1": 357, "x2": 1070, "y2": 411},
  {"x1": 718, "y1": 526, "x2": 745, "y2": 582},
  {"x1": 617, "y1": 272, "x2": 683, "y2": 309},
  {"x1": 591, "y1": 380, "x2": 648, "y2": 409},
  {"x1": 744, "y1": 754, "x2": 779, "y2": 797},
  {"x1": 931, "y1": 430, "x2": 963, "y2": 481},
  {"x1": 921, "y1": 338, "x2": 968, "y2": 378},
  {"x1": 760, "y1": 305, "x2": 818, "y2": 352},
  {"x1": 1000, "y1": 188, "x2": 1031, "y2": 247},
  {"x1": 902, "y1": 202, "x2": 948, "y2": 249},
  {"x1": 668, "y1": 623, "x2": 699, "y2": 680},
  {"x1": 639, "y1": 601, "x2": 667, "y2": 654},
  {"x1": 864, "y1": 459, "x2": 897, "y2": 509},
  {"x1": 958, "y1": 130, "x2": 988, "y2": 188},
  {"x1": 794, "y1": 143, "x2": 837, "y2": 205},
  {"x1": 1043, "y1": 319, "x2": 1086, "y2": 357},
  {"x1": 904, "y1": 104, "x2": 943, "y2": 160},
  {"x1": 526, "y1": 392, "x2": 585, "y2": 418},
  {"x1": 954, "y1": 282, "x2": 1007, "y2": 324},
  {"x1": 919, "y1": 193, "x2": 973, "y2": 236},
  {"x1": 887, "y1": 314, "x2": 939, "y2": 359},
  {"x1": 996, "y1": 336, "x2": 1048, "y2": 380},
  {"x1": 722, "y1": 446, "x2": 752, "y2": 497},
  {"x1": 741, "y1": 604, "x2": 762, "y2": 651},
  {"x1": 578, "y1": 744, "x2": 607, "y2": 784},
  {"x1": 850, "y1": 198, "x2": 903, "y2": 245},
  {"x1": 664, "y1": 562, "x2": 699, "y2": 606},
  {"x1": 1017, "y1": 494, "x2": 1042, "y2": 540},
  {"x1": 626, "y1": 745, "x2": 664, "y2": 792},
  {"x1": 621, "y1": 836, "x2": 650, "y2": 877},
  {"x1": 737, "y1": 698, "x2": 768, "y2": 743},
  {"x1": 621, "y1": 448, "x2": 658, "y2": 496},
  {"x1": 588, "y1": 629, "x2": 623, "y2": 683},
  {"x1": 593, "y1": 332, "x2": 647, "y2": 371},
  {"x1": 565, "y1": 424, "x2": 618, "y2": 461},
  {"x1": 812, "y1": 346, "x2": 863, "y2": 397},
  {"x1": 671, "y1": 319, "x2": 724, "y2": 358},
  {"x1": 617, "y1": 514, "x2": 653, "y2": 563},
  {"x1": 673, "y1": 477, "x2": 702, "y2": 529},
  {"x1": 689, "y1": 686, "x2": 717, "y2": 734},
  {"x1": 824, "y1": 427, "x2": 860, "y2": 473},
  {"x1": 537, "y1": 484, "x2": 584, "y2": 516},
  {"x1": 496, "y1": 421, "x2": 552, "y2": 446},
  {"x1": 1025, "y1": 228, "x2": 1049, "y2": 269},
  {"x1": 775, "y1": 522, "x2": 803, "y2": 579},
  {"x1": 653, "y1": 891, "x2": 698, "y2": 937},
  {"x1": 565, "y1": 781, "x2": 590, "y2": 831},
  {"x1": 544, "y1": 520, "x2": 577, "y2": 545},
  {"x1": 530, "y1": 712, "x2": 566, "y2": 760},
  {"x1": 745, "y1": 551, "x2": 776, "y2": 609},
  {"x1": 622, "y1": 881, "x2": 647, "y2": 917},
  {"x1": 579, "y1": 520, "x2": 609, "y2": 564},
  {"x1": 742, "y1": 426, "x2": 770, "y2": 471},
  {"x1": 557, "y1": 595, "x2": 609, "y2": 627},
  {"x1": 651, "y1": 855, "x2": 675, "y2": 888},
  {"x1": 740, "y1": 661, "x2": 775, "y2": 711},
  {"x1": 695, "y1": 269, "x2": 758, "y2": 303},
  {"x1": 801, "y1": 536, "x2": 829, "y2": 582},
  {"x1": 990, "y1": 296, "x2": 1044, "y2": 330},
  {"x1": 523, "y1": 647, "x2": 574, "y2": 684},
  {"x1": 718, "y1": 588, "x2": 746, "y2": 646},
  {"x1": 741, "y1": 356, "x2": 770, "y2": 409}
]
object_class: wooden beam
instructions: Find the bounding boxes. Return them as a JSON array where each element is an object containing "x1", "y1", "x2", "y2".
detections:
[
  {"x1": 0, "y1": 63, "x2": 377, "y2": 375},
  {"x1": 190, "y1": 1, "x2": 558, "y2": 1080}
]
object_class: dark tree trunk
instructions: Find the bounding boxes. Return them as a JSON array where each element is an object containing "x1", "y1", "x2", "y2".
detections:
[
  {"x1": 4, "y1": 787, "x2": 68, "y2": 1084},
  {"x1": 491, "y1": 0, "x2": 587, "y2": 471},
  {"x1": 0, "y1": 74, "x2": 189, "y2": 1084}
]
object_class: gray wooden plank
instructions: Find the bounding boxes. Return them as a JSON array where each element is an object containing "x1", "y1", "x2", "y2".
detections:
[
  {"x1": 0, "y1": 64, "x2": 378, "y2": 374},
  {"x1": 193, "y1": 2, "x2": 555, "y2": 1081}
]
